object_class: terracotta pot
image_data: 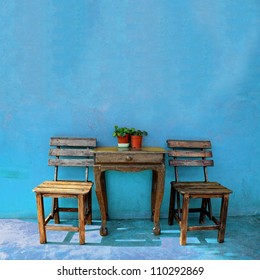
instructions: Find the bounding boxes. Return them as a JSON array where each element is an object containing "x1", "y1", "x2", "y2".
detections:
[
  {"x1": 117, "y1": 134, "x2": 130, "y2": 147},
  {"x1": 130, "y1": 135, "x2": 143, "y2": 149}
]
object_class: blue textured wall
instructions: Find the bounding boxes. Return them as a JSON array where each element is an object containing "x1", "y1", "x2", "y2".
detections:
[{"x1": 0, "y1": 0, "x2": 259, "y2": 219}]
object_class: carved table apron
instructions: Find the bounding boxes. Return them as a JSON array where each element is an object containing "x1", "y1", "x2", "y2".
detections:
[{"x1": 93, "y1": 147, "x2": 166, "y2": 236}]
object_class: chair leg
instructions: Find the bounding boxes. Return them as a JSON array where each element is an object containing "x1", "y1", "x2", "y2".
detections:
[
  {"x1": 180, "y1": 194, "x2": 189, "y2": 246},
  {"x1": 86, "y1": 189, "x2": 92, "y2": 225},
  {"x1": 168, "y1": 185, "x2": 175, "y2": 225},
  {"x1": 78, "y1": 194, "x2": 86, "y2": 245},
  {"x1": 207, "y1": 198, "x2": 213, "y2": 219},
  {"x1": 177, "y1": 192, "x2": 181, "y2": 218},
  {"x1": 36, "y1": 193, "x2": 47, "y2": 244},
  {"x1": 218, "y1": 194, "x2": 229, "y2": 243},
  {"x1": 52, "y1": 198, "x2": 60, "y2": 224},
  {"x1": 199, "y1": 198, "x2": 208, "y2": 224}
]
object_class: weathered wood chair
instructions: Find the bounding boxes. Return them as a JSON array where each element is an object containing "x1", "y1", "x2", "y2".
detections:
[
  {"x1": 167, "y1": 140, "x2": 232, "y2": 245},
  {"x1": 33, "y1": 137, "x2": 97, "y2": 245}
]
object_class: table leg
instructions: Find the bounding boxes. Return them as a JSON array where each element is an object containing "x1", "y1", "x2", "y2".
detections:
[
  {"x1": 151, "y1": 170, "x2": 157, "y2": 221},
  {"x1": 94, "y1": 166, "x2": 108, "y2": 236},
  {"x1": 101, "y1": 171, "x2": 109, "y2": 220},
  {"x1": 152, "y1": 164, "x2": 165, "y2": 235}
]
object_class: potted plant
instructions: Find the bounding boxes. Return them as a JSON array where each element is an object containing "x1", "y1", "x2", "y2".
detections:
[
  {"x1": 129, "y1": 128, "x2": 148, "y2": 149},
  {"x1": 112, "y1": 125, "x2": 130, "y2": 147}
]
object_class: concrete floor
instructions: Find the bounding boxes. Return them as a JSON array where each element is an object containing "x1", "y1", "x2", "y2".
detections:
[{"x1": 0, "y1": 216, "x2": 259, "y2": 260}]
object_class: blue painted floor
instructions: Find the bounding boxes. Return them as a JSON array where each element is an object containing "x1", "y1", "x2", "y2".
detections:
[{"x1": 0, "y1": 216, "x2": 259, "y2": 260}]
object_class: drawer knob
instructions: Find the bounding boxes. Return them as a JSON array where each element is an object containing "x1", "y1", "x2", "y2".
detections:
[{"x1": 126, "y1": 155, "x2": 133, "y2": 161}]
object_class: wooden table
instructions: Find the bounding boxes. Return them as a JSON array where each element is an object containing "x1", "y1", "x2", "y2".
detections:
[{"x1": 93, "y1": 146, "x2": 166, "y2": 236}]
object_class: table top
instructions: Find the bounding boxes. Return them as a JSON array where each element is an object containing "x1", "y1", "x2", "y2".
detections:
[{"x1": 93, "y1": 146, "x2": 166, "y2": 153}]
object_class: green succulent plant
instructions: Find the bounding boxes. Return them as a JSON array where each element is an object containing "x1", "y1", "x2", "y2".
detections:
[
  {"x1": 112, "y1": 126, "x2": 130, "y2": 137},
  {"x1": 129, "y1": 128, "x2": 148, "y2": 136}
]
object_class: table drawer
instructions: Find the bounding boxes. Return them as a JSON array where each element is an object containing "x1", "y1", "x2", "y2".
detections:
[{"x1": 95, "y1": 153, "x2": 164, "y2": 164}]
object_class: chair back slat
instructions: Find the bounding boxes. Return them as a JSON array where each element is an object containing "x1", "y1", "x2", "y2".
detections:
[
  {"x1": 169, "y1": 159, "x2": 213, "y2": 167},
  {"x1": 49, "y1": 148, "x2": 93, "y2": 157},
  {"x1": 167, "y1": 140, "x2": 211, "y2": 149},
  {"x1": 48, "y1": 158, "x2": 95, "y2": 167},
  {"x1": 50, "y1": 137, "x2": 97, "y2": 147},
  {"x1": 168, "y1": 150, "x2": 212, "y2": 158},
  {"x1": 167, "y1": 139, "x2": 213, "y2": 182},
  {"x1": 48, "y1": 137, "x2": 97, "y2": 181}
]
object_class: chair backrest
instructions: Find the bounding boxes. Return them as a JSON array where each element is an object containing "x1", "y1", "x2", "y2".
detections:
[
  {"x1": 167, "y1": 140, "x2": 213, "y2": 183},
  {"x1": 49, "y1": 137, "x2": 97, "y2": 181}
]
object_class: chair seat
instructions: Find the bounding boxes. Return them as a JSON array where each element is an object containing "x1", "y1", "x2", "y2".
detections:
[
  {"x1": 33, "y1": 180, "x2": 93, "y2": 196},
  {"x1": 171, "y1": 181, "x2": 232, "y2": 195}
]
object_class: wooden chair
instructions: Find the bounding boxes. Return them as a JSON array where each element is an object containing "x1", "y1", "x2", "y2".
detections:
[
  {"x1": 33, "y1": 137, "x2": 97, "y2": 245},
  {"x1": 167, "y1": 140, "x2": 232, "y2": 245}
]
